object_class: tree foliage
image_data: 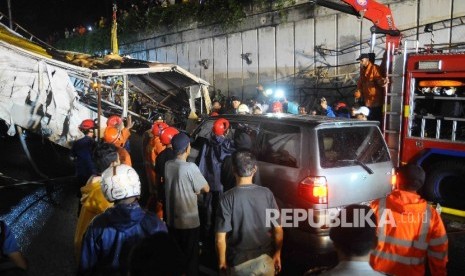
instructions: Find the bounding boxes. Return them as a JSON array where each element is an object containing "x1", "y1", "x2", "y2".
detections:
[{"x1": 56, "y1": 0, "x2": 295, "y2": 54}]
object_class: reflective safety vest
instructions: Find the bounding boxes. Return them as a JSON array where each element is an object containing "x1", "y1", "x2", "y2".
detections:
[{"x1": 370, "y1": 196, "x2": 448, "y2": 276}]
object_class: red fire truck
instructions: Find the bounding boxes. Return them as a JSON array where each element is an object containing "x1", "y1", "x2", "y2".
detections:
[
  {"x1": 317, "y1": 0, "x2": 465, "y2": 209},
  {"x1": 384, "y1": 46, "x2": 465, "y2": 209}
]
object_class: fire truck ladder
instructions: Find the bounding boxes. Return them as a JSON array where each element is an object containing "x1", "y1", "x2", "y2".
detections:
[{"x1": 383, "y1": 40, "x2": 419, "y2": 167}]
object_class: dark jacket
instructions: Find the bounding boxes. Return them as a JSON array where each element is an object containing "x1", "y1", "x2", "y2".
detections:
[
  {"x1": 71, "y1": 136, "x2": 97, "y2": 182},
  {"x1": 221, "y1": 132, "x2": 261, "y2": 191},
  {"x1": 79, "y1": 202, "x2": 167, "y2": 276},
  {"x1": 198, "y1": 134, "x2": 235, "y2": 192}
]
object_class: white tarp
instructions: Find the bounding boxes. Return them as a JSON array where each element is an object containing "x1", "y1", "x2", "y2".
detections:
[{"x1": 0, "y1": 42, "x2": 97, "y2": 148}]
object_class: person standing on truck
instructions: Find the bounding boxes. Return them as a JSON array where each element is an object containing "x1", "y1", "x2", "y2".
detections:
[
  {"x1": 370, "y1": 164, "x2": 448, "y2": 276},
  {"x1": 215, "y1": 150, "x2": 283, "y2": 275},
  {"x1": 355, "y1": 53, "x2": 387, "y2": 122}
]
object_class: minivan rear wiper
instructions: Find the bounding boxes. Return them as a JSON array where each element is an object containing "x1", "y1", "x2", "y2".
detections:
[{"x1": 337, "y1": 159, "x2": 374, "y2": 174}]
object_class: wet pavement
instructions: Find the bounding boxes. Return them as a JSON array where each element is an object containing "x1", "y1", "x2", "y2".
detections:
[{"x1": 0, "y1": 129, "x2": 464, "y2": 275}]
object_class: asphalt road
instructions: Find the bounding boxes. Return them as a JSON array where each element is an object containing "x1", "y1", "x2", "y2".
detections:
[{"x1": 0, "y1": 130, "x2": 464, "y2": 276}]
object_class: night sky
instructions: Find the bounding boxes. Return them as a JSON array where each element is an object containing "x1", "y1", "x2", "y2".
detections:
[{"x1": 0, "y1": 0, "x2": 117, "y2": 40}]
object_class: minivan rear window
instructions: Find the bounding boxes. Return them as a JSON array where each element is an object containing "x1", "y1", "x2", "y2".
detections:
[
  {"x1": 318, "y1": 126, "x2": 390, "y2": 168},
  {"x1": 256, "y1": 123, "x2": 301, "y2": 168}
]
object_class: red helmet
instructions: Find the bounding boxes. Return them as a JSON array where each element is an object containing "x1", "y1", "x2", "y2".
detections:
[
  {"x1": 334, "y1": 102, "x2": 347, "y2": 111},
  {"x1": 212, "y1": 118, "x2": 230, "y2": 136},
  {"x1": 79, "y1": 119, "x2": 95, "y2": 130},
  {"x1": 272, "y1": 101, "x2": 283, "y2": 113},
  {"x1": 152, "y1": 122, "x2": 169, "y2": 137},
  {"x1": 160, "y1": 127, "x2": 179, "y2": 145},
  {"x1": 107, "y1": 115, "x2": 123, "y2": 127}
]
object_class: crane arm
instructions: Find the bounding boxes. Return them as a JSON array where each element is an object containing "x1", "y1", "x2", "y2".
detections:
[{"x1": 315, "y1": 0, "x2": 401, "y2": 47}]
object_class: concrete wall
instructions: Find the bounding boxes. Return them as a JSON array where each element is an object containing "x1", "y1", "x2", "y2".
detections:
[{"x1": 120, "y1": 0, "x2": 465, "y2": 103}]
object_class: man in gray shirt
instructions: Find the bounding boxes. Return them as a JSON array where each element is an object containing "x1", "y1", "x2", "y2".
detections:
[
  {"x1": 165, "y1": 132, "x2": 210, "y2": 276},
  {"x1": 216, "y1": 150, "x2": 283, "y2": 276}
]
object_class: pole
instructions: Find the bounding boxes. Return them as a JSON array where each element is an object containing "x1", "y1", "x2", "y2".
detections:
[
  {"x1": 122, "y1": 75, "x2": 128, "y2": 118},
  {"x1": 97, "y1": 80, "x2": 102, "y2": 142},
  {"x1": 7, "y1": 0, "x2": 13, "y2": 29}
]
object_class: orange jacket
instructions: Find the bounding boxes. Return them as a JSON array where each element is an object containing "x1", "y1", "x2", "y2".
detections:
[
  {"x1": 370, "y1": 190, "x2": 448, "y2": 276},
  {"x1": 357, "y1": 62, "x2": 385, "y2": 108},
  {"x1": 144, "y1": 135, "x2": 165, "y2": 192},
  {"x1": 117, "y1": 147, "x2": 132, "y2": 166}
]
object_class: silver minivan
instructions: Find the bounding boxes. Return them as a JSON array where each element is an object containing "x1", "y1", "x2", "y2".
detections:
[{"x1": 189, "y1": 113, "x2": 394, "y2": 258}]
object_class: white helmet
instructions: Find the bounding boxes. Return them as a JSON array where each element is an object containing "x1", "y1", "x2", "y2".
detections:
[
  {"x1": 444, "y1": 87, "x2": 456, "y2": 96},
  {"x1": 432, "y1": 87, "x2": 441, "y2": 95},
  {"x1": 101, "y1": 164, "x2": 141, "y2": 202},
  {"x1": 237, "y1": 104, "x2": 250, "y2": 114}
]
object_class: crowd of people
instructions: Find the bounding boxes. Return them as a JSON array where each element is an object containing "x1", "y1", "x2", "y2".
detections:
[
  {"x1": 207, "y1": 52, "x2": 388, "y2": 123},
  {"x1": 0, "y1": 51, "x2": 448, "y2": 276}
]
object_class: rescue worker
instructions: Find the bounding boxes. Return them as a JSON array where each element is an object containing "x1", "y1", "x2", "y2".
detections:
[
  {"x1": 370, "y1": 164, "x2": 448, "y2": 276},
  {"x1": 145, "y1": 121, "x2": 168, "y2": 196},
  {"x1": 198, "y1": 118, "x2": 235, "y2": 247},
  {"x1": 79, "y1": 164, "x2": 167, "y2": 275},
  {"x1": 355, "y1": 53, "x2": 386, "y2": 122},
  {"x1": 103, "y1": 126, "x2": 132, "y2": 166},
  {"x1": 106, "y1": 115, "x2": 133, "y2": 152},
  {"x1": 72, "y1": 119, "x2": 97, "y2": 192},
  {"x1": 152, "y1": 126, "x2": 179, "y2": 220},
  {"x1": 271, "y1": 101, "x2": 283, "y2": 113},
  {"x1": 74, "y1": 142, "x2": 119, "y2": 263}
]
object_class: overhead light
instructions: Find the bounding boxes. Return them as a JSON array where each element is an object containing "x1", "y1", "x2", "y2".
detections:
[{"x1": 275, "y1": 89, "x2": 285, "y2": 98}]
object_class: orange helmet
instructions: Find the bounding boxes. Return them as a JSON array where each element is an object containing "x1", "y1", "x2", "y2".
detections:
[
  {"x1": 160, "y1": 127, "x2": 179, "y2": 145},
  {"x1": 272, "y1": 101, "x2": 283, "y2": 113},
  {"x1": 212, "y1": 118, "x2": 230, "y2": 136},
  {"x1": 152, "y1": 122, "x2": 169, "y2": 137},
  {"x1": 103, "y1": 126, "x2": 121, "y2": 144},
  {"x1": 79, "y1": 119, "x2": 95, "y2": 130},
  {"x1": 107, "y1": 115, "x2": 123, "y2": 127}
]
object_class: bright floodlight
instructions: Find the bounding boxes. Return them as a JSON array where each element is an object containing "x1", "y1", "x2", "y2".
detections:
[
  {"x1": 275, "y1": 89, "x2": 285, "y2": 98},
  {"x1": 265, "y1": 89, "x2": 273, "y2": 96},
  {"x1": 88, "y1": 26, "x2": 93, "y2": 31}
]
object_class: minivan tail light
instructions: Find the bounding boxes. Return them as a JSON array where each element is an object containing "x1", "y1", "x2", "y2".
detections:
[
  {"x1": 298, "y1": 176, "x2": 328, "y2": 204},
  {"x1": 391, "y1": 168, "x2": 397, "y2": 190}
]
